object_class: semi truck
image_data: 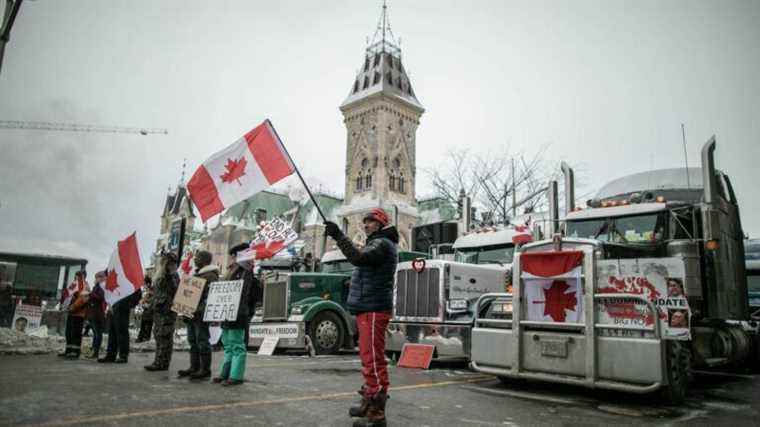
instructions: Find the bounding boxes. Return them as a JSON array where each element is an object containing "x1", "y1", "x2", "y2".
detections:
[
  {"x1": 470, "y1": 136, "x2": 756, "y2": 403},
  {"x1": 386, "y1": 226, "x2": 531, "y2": 359}
]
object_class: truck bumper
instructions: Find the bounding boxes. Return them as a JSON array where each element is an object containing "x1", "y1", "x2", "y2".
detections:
[
  {"x1": 386, "y1": 322, "x2": 472, "y2": 359},
  {"x1": 248, "y1": 321, "x2": 307, "y2": 349}
]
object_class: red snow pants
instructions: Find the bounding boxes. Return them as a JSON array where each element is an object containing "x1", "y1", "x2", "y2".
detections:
[{"x1": 356, "y1": 311, "x2": 391, "y2": 397}]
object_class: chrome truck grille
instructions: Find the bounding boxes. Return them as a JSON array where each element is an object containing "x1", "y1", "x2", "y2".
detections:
[
  {"x1": 395, "y1": 267, "x2": 441, "y2": 319},
  {"x1": 263, "y1": 280, "x2": 288, "y2": 320}
]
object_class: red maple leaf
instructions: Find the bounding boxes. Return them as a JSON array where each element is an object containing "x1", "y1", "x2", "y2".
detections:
[
  {"x1": 542, "y1": 280, "x2": 577, "y2": 322},
  {"x1": 105, "y1": 269, "x2": 119, "y2": 293},
  {"x1": 220, "y1": 157, "x2": 247, "y2": 186}
]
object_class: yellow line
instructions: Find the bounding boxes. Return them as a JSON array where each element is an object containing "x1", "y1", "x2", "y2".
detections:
[{"x1": 29, "y1": 376, "x2": 493, "y2": 427}]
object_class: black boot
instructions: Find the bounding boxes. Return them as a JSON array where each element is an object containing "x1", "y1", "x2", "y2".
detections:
[
  {"x1": 190, "y1": 352, "x2": 211, "y2": 380},
  {"x1": 352, "y1": 390, "x2": 387, "y2": 427},
  {"x1": 178, "y1": 351, "x2": 199, "y2": 378},
  {"x1": 349, "y1": 388, "x2": 369, "y2": 417},
  {"x1": 213, "y1": 361, "x2": 231, "y2": 383}
]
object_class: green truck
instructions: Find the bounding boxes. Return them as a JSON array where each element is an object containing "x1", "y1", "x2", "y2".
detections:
[{"x1": 249, "y1": 249, "x2": 426, "y2": 354}]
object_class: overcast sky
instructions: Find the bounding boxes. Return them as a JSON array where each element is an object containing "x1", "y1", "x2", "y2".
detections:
[{"x1": 1, "y1": 0, "x2": 758, "y2": 268}]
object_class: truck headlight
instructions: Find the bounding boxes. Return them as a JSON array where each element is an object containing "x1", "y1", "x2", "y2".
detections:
[
  {"x1": 449, "y1": 299, "x2": 468, "y2": 310},
  {"x1": 255, "y1": 307, "x2": 263, "y2": 316},
  {"x1": 492, "y1": 301, "x2": 513, "y2": 313},
  {"x1": 291, "y1": 305, "x2": 303, "y2": 315}
]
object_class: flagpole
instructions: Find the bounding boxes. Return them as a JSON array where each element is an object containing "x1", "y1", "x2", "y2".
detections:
[{"x1": 265, "y1": 119, "x2": 328, "y2": 223}]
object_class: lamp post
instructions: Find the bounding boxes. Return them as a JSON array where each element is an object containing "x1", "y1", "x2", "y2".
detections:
[{"x1": 0, "y1": 0, "x2": 24, "y2": 76}]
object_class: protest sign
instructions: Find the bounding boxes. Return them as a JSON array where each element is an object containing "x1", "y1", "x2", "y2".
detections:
[
  {"x1": 596, "y1": 257, "x2": 691, "y2": 340},
  {"x1": 12, "y1": 303, "x2": 42, "y2": 334},
  {"x1": 171, "y1": 276, "x2": 207, "y2": 317},
  {"x1": 203, "y1": 280, "x2": 244, "y2": 322}
]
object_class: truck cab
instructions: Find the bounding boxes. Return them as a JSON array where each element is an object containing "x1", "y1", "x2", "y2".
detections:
[{"x1": 470, "y1": 136, "x2": 756, "y2": 404}]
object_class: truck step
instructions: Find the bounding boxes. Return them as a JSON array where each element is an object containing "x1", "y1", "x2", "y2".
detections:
[{"x1": 704, "y1": 357, "x2": 729, "y2": 367}]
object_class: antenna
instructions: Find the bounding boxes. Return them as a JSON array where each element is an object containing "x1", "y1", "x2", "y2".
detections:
[{"x1": 681, "y1": 123, "x2": 691, "y2": 189}]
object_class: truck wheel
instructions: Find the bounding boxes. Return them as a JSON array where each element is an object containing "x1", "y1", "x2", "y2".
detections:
[
  {"x1": 661, "y1": 341, "x2": 691, "y2": 405},
  {"x1": 309, "y1": 311, "x2": 345, "y2": 355}
]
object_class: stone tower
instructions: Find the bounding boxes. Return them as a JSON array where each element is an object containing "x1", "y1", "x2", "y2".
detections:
[{"x1": 336, "y1": 3, "x2": 425, "y2": 250}]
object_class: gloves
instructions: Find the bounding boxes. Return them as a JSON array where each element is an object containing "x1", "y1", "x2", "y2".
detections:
[{"x1": 324, "y1": 221, "x2": 341, "y2": 239}]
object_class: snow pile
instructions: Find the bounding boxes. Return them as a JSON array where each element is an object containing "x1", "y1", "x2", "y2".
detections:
[{"x1": 0, "y1": 327, "x2": 65, "y2": 355}]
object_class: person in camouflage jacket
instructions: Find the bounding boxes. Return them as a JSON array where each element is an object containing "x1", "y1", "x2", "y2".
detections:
[{"x1": 144, "y1": 252, "x2": 180, "y2": 371}]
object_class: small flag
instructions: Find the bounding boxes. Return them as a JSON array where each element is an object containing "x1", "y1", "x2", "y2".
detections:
[
  {"x1": 187, "y1": 120, "x2": 295, "y2": 222},
  {"x1": 104, "y1": 232, "x2": 145, "y2": 305}
]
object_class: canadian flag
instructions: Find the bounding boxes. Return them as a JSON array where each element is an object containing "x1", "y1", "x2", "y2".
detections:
[
  {"x1": 522, "y1": 251, "x2": 584, "y2": 323},
  {"x1": 179, "y1": 251, "x2": 195, "y2": 279},
  {"x1": 187, "y1": 120, "x2": 296, "y2": 222},
  {"x1": 104, "y1": 232, "x2": 145, "y2": 305}
]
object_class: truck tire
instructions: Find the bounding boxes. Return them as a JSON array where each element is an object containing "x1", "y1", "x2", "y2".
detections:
[
  {"x1": 308, "y1": 311, "x2": 345, "y2": 355},
  {"x1": 661, "y1": 341, "x2": 691, "y2": 405}
]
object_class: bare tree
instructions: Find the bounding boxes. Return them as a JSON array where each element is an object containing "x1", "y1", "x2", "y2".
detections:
[{"x1": 424, "y1": 144, "x2": 578, "y2": 226}]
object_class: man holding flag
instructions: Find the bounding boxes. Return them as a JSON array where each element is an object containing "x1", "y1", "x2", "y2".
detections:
[{"x1": 98, "y1": 233, "x2": 144, "y2": 364}]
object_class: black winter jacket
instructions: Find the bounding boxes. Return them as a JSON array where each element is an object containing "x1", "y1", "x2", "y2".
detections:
[
  {"x1": 334, "y1": 226, "x2": 399, "y2": 314},
  {"x1": 221, "y1": 267, "x2": 259, "y2": 330}
]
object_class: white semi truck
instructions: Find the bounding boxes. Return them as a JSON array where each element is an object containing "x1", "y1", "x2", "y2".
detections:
[{"x1": 470, "y1": 136, "x2": 756, "y2": 403}]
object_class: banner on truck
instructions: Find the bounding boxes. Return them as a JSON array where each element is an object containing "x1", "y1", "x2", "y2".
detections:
[
  {"x1": 596, "y1": 257, "x2": 690, "y2": 340},
  {"x1": 203, "y1": 280, "x2": 243, "y2": 322},
  {"x1": 521, "y1": 251, "x2": 585, "y2": 324}
]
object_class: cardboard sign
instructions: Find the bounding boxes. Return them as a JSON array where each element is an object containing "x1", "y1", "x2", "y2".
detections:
[
  {"x1": 596, "y1": 258, "x2": 691, "y2": 340},
  {"x1": 398, "y1": 343, "x2": 435, "y2": 369},
  {"x1": 257, "y1": 336, "x2": 279, "y2": 356},
  {"x1": 12, "y1": 303, "x2": 42, "y2": 334},
  {"x1": 203, "y1": 280, "x2": 243, "y2": 322},
  {"x1": 171, "y1": 276, "x2": 207, "y2": 317}
]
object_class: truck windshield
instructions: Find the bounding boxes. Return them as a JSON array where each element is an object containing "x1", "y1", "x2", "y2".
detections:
[
  {"x1": 748, "y1": 270, "x2": 760, "y2": 293},
  {"x1": 566, "y1": 213, "x2": 664, "y2": 243},
  {"x1": 455, "y1": 245, "x2": 515, "y2": 265},
  {"x1": 322, "y1": 261, "x2": 353, "y2": 274}
]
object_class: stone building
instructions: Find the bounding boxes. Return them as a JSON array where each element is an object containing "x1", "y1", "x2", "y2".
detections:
[{"x1": 335, "y1": 4, "x2": 424, "y2": 249}]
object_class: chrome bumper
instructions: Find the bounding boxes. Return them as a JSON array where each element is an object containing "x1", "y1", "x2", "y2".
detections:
[{"x1": 386, "y1": 322, "x2": 472, "y2": 358}]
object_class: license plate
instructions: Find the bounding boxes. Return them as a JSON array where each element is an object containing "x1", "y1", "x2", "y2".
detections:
[
  {"x1": 541, "y1": 339, "x2": 568, "y2": 358},
  {"x1": 249, "y1": 323, "x2": 300, "y2": 339}
]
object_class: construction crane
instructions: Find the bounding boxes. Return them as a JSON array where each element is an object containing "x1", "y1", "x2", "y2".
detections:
[{"x1": 0, "y1": 120, "x2": 168, "y2": 135}]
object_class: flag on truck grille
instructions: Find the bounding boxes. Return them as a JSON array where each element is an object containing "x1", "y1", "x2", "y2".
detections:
[
  {"x1": 104, "y1": 232, "x2": 144, "y2": 306},
  {"x1": 521, "y1": 251, "x2": 584, "y2": 323},
  {"x1": 187, "y1": 120, "x2": 295, "y2": 222}
]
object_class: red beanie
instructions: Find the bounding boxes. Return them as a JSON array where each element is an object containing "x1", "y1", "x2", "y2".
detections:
[{"x1": 363, "y1": 208, "x2": 390, "y2": 226}]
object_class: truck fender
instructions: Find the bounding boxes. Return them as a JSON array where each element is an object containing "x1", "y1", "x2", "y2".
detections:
[{"x1": 302, "y1": 300, "x2": 356, "y2": 336}]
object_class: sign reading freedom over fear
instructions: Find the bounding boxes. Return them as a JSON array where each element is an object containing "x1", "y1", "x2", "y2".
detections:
[
  {"x1": 172, "y1": 276, "x2": 207, "y2": 317},
  {"x1": 203, "y1": 280, "x2": 244, "y2": 322}
]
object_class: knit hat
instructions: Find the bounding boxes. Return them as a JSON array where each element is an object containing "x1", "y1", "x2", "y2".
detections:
[{"x1": 363, "y1": 208, "x2": 390, "y2": 227}]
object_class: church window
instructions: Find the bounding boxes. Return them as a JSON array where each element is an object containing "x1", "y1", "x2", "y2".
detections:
[
  {"x1": 361, "y1": 158, "x2": 369, "y2": 168},
  {"x1": 365, "y1": 173, "x2": 372, "y2": 189},
  {"x1": 389, "y1": 173, "x2": 396, "y2": 191},
  {"x1": 385, "y1": 72, "x2": 393, "y2": 85},
  {"x1": 363, "y1": 76, "x2": 369, "y2": 90},
  {"x1": 355, "y1": 173, "x2": 363, "y2": 192},
  {"x1": 373, "y1": 53, "x2": 381, "y2": 67},
  {"x1": 373, "y1": 72, "x2": 380, "y2": 85},
  {"x1": 353, "y1": 79, "x2": 359, "y2": 94},
  {"x1": 363, "y1": 57, "x2": 370, "y2": 72},
  {"x1": 396, "y1": 78, "x2": 403, "y2": 90},
  {"x1": 399, "y1": 174, "x2": 406, "y2": 194},
  {"x1": 393, "y1": 157, "x2": 401, "y2": 169}
]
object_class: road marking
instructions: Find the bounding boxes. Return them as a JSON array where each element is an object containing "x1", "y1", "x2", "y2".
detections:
[
  {"x1": 462, "y1": 385, "x2": 579, "y2": 405},
  {"x1": 28, "y1": 376, "x2": 493, "y2": 426}
]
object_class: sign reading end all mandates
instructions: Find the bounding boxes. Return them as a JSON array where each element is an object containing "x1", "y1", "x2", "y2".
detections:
[{"x1": 203, "y1": 280, "x2": 244, "y2": 322}]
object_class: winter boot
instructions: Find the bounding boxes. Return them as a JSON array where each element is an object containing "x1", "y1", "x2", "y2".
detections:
[
  {"x1": 352, "y1": 390, "x2": 387, "y2": 427},
  {"x1": 213, "y1": 361, "x2": 231, "y2": 383},
  {"x1": 348, "y1": 388, "x2": 369, "y2": 417},
  {"x1": 189, "y1": 353, "x2": 211, "y2": 380},
  {"x1": 178, "y1": 351, "x2": 199, "y2": 378}
]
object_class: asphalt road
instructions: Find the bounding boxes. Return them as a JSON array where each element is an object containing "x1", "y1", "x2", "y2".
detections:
[{"x1": 0, "y1": 351, "x2": 758, "y2": 426}]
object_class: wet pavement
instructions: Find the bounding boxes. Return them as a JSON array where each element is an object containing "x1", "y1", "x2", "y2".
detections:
[{"x1": 0, "y1": 351, "x2": 758, "y2": 426}]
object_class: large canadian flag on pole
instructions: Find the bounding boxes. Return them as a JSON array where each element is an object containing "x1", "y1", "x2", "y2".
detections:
[
  {"x1": 187, "y1": 120, "x2": 296, "y2": 222},
  {"x1": 104, "y1": 232, "x2": 145, "y2": 305},
  {"x1": 521, "y1": 251, "x2": 584, "y2": 323}
]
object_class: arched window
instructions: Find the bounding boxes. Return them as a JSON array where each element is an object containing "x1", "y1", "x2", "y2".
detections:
[
  {"x1": 389, "y1": 172, "x2": 396, "y2": 191},
  {"x1": 355, "y1": 173, "x2": 363, "y2": 191},
  {"x1": 365, "y1": 173, "x2": 372, "y2": 189},
  {"x1": 361, "y1": 158, "x2": 369, "y2": 168},
  {"x1": 399, "y1": 173, "x2": 406, "y2": 194}
]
